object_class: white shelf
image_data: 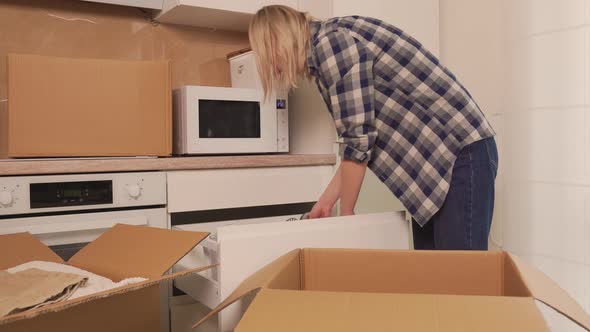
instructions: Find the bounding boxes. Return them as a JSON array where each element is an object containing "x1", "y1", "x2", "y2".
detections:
[{"x1": 155, "y1": 0, "x2": 331, "y2": 31}]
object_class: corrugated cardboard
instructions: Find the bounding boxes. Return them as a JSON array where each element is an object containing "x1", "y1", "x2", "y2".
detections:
[
  {"x1": 5, "y1": 54, "x2": 172, "y2": 157},
  {"x1": 194, "y1": 249, "x2": 590, "y2": 332},
  {"x1": 0, "y1": 224, "x2": 211, "y2": 332}
]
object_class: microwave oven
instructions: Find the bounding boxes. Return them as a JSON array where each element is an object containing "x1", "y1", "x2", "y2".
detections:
[{"x1": 173, "y1": 86, "x2": 288, "y2": 155}]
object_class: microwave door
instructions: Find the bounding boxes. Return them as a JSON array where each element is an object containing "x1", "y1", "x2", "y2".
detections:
[
  {"x1": 191, "y1": 97, "x2": 277, "y2": 154},
  {"x1": 199, "y1": 100, "x2": 261, "y2": 139}
]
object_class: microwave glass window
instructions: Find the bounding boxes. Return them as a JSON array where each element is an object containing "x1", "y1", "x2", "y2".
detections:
[{"x1": 198, "y1": 100, "x2": 261, "y2": 138}]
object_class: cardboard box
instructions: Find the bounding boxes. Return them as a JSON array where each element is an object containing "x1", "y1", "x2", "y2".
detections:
[
  {"x1": 0, "y1": 224, "x2": 210, "y2": 332},
  {"x1": 3, "y1": 54, "x2": 172, "y2": 157},
  {"x1": 195, "y1": 249, "x2": 590, "y2": 332}
]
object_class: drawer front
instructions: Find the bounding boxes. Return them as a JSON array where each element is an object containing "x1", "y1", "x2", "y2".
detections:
[{"x1": 166, "y1": 166, "x2": 333, "y2": 213}]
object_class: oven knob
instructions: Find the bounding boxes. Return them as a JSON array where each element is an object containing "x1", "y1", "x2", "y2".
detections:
[
  {"x1": 0, "y1": 191, "x2": 13, "y2": 207},
  {"x1": 126, "y1": 184, "x2": 142, "y2": 199}
]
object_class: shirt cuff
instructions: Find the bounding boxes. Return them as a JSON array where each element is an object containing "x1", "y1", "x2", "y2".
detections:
[{"x1": 340, "y1": 144, "x2": 372, "y2": 163}]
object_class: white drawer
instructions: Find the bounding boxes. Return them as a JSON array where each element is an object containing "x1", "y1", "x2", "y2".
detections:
[
  {"x1": 166, "y1": 166, "x2": 333, "y2": 213},
  {"x1": 173, "y1": 212, "x2": 410, "y2": 332},
  {"x1": 174, "y1": 273, "x2": 219, "y2": 310}
]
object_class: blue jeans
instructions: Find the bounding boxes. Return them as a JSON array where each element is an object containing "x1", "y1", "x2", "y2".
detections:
[{"x1": 412, "y1": 137, "x2": 499, "y2": 250}]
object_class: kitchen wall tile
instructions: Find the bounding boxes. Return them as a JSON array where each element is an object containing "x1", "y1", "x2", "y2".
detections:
[
  {"x1": 489, "y1": 177, "x2": 503, "y2": 250},
  {"x1": 526, "y1": 28, "x2": 588, "y2": 109},
  {"x1": 529, "y1": 108, "x2": 586, "y2": 181},
  {"x1": 503, "y1": 0, "x2": 587, "y2": 41},
  {"x1": 502, "y1": 41, "x2": 530, "y2": 114},
  {"x1": 531, "y1": 184, "x2": 586, "y2": 263},
  {"x1": 525, "y1": 0, "x2": 587, "y2": 35},
  {"x1": 503, "y1": 109, "x2": 586, "y2": 182},
  {"x1": 502, "y1": 179, "x2": 534, "y2": 255},
  {"x1": 527, "y1": 255, "x2": 588, "y2": 305},
  {"x1": 501, "y1": 110, "x2": 527, "y2": 180},
  {"x1": 503, "y1": 182, "x2": 586, "y2": 263}
]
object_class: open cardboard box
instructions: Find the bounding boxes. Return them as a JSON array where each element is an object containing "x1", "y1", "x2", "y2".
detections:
[
  {"x1": 194, "y1": 249, "x2": 590, "y2": 332},
  {"x1": 0, "y1": 224, "x2": 210, "y2": 332}
]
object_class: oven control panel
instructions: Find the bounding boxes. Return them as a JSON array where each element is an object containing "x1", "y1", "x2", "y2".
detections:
[{"x1": 0, "y1": 172, "x2": 166, "y2": 216}]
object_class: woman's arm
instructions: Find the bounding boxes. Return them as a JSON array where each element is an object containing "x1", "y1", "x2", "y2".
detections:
[
  {"x1": 339, "y1": 160, "x2": 367, "y2": 215},
  {"x1": 309, "y1": 164, "x2": 342, "y2": 218}
]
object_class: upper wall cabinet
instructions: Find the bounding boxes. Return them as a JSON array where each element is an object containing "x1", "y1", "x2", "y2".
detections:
[
  {"x1": 155, "y1": 0, "x2": 332, "y2": 31},
  {"x1": 81, "y1": 0, "x2": 164, "y2": 9}
]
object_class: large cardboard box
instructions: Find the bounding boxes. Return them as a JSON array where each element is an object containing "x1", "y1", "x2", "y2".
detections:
[
  {"x1": 195, "y1": 249, "x2": 590, "y2": 332},
  {"x1": 2, "y1": 54, "x2": 172, "y2": 157},
  {"x1": 0, "y1": 224, "x2": 210, "y2": 332}
]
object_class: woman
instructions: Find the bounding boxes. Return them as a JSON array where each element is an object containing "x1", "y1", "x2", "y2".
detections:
[{"x1": 249, "y1": 5, "x2": 498, "y2": 250}]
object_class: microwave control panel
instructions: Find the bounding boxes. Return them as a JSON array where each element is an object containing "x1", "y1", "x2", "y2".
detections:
[{"x1": 276, "y1": 98, "x2": 289, "y2": 152}]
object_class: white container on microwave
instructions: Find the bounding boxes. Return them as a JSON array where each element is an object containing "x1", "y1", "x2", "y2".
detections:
[
  {"x1": 173, "y1": 86, "x2": 289, "y2": 155},
  {"x1": 228, "y1": 50, "x2": 262, "y2": 90}
]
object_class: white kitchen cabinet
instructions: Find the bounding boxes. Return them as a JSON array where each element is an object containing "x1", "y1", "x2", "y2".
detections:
[
  {"x1": 166, "y1": 166, "x2": 333, "y2": 213},
  {"x1": 81, "y1": 0, "x2": 164, "y2": 9},
  {"x1": 173, "y1": 211, "x2": 410, "y2": 332},
  {"x1": 156, "y1": 0, "x2": 330, "y2": 31}
]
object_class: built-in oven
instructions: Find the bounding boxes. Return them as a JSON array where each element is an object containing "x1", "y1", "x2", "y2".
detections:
[{"x1": 0, "y1": 171, "x2": 169, "y2": 331}]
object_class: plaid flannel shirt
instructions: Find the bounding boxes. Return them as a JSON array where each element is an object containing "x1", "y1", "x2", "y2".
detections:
[{"x1": 307, "y1": 17, "x2": 495, "y2": 226}]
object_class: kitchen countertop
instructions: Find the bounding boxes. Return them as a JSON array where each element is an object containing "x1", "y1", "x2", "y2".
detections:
[{"x1": 0, "y1": 154, "x2": 337, "y2": 176}]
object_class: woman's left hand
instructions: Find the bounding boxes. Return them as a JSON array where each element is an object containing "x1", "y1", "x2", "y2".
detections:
[{"x1": 309, "y1": 199, "x2": 335, "y2": 219}]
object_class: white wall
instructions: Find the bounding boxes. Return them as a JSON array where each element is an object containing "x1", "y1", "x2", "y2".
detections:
[
  {"x1": 501, "y1": 1, "x2": 590, "y2": 330},
  {"x1": 438, "y1": 0, "x2": 505, "y2": 249},
  {"x1": 332, "y1": 0, "x2": 439, "y2": 53}
]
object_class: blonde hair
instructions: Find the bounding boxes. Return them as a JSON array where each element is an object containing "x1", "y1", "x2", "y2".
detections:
[{"x1": 249, "y1": 5, "x2": 311, "y2": 98}]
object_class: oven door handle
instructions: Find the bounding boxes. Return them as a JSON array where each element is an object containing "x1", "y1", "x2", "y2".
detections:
[{"x1": 11, "y1": 216, "x2": 149, "y2": 236}]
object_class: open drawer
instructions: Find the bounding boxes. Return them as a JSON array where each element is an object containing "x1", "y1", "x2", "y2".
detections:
[{"x1": 173, "y1": 212, "x2": 410, "y2": 332}]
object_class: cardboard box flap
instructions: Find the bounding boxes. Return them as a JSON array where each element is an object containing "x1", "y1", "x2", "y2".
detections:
[
  {"x1": 0, "y1": 264, "x2": 215, "y2": 325},
  {"x1": 235, "y1": 289, "x2": 550, "y2": 332},
  {"x1": 0, "y1": 232, "x2": 63, "y2": 269},
  {"x1": 192, "y1": 249, "x2": 302, "y2": 329},
  {"x1": 68, "y1": 224, "x2": 209, "y2": 281},
  {"x1": 509, "y1": 253, "x2": 590, "y2": 332}
]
